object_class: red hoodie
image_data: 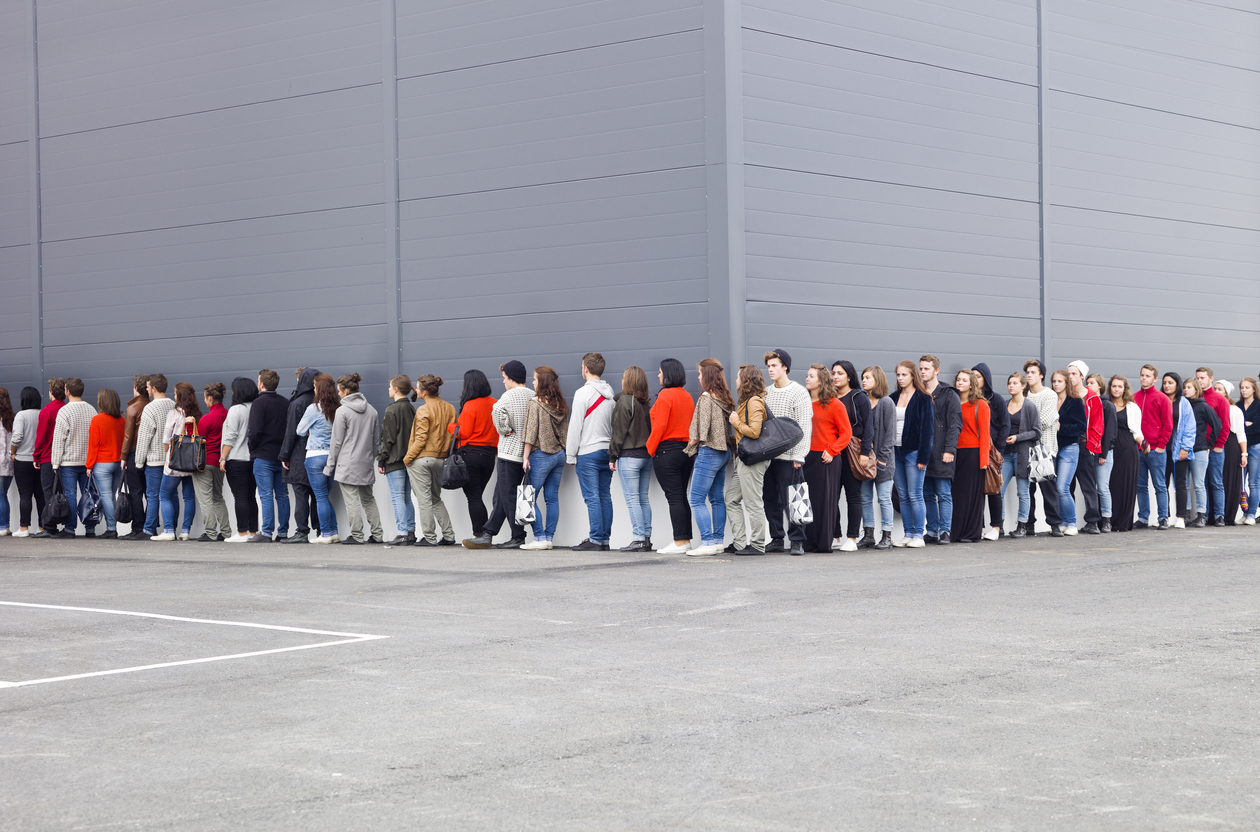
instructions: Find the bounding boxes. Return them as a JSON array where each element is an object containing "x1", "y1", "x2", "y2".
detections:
[{"x1": 1133, "y1": 386, "x2": 1172, "y2": 451}]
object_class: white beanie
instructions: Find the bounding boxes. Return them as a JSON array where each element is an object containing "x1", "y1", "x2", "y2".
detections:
[
  {"x1": 1219, "y1": 379, "x2": 1235, "y2": 398},
  {"x1": 1067, "y1": 360, "x2": 1089, "y2": 378}
]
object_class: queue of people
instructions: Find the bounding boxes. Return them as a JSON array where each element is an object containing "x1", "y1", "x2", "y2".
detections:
[{"x1": 2, "y1": 355, "x2": 1256, "y2": 554}]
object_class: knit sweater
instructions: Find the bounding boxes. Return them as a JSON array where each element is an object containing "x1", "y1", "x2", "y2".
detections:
[
  {"x1": 135, "y1": 398, "x2": 176, "y2": 468},
  {"x1": 685, "y1": 392, "x2": 734, "y2": 455},
  {"x1": 809, "y1": 397, "x2": 852, "y2": 457},
  {"x1": 492, "y1": 385, "x2": 535, "y2": 462},
  {"x1": 763, "y1": 380, "x2": 812, "y2": 462},
  {"x1": 51, "y1": 401, "x2": 97, "y2": 468},
  {"x1": 1027, "y1": 387, "x2": 1059, "y2": 459},
  {"x1": 452, "y1": 397, "x2": 497, "y2": 447},
  {"x1": 523, "y1": 398, "x2": 570, "y2": 455},
  {"x1": 957, "y1": 400, "x2": 992, "y2": 465},
  {"x1": 404, "y1": 398, "x2": 456, "y2": 464},
  {"x1": 647, "y1": 387, "x2": 694, "y2": 455}
]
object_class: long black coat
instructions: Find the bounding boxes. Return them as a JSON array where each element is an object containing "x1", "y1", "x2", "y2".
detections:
[
  {"x1": 279, "y1": 368, "x2": 319, "y2": 485},
  {"x1": 928, "y1": 384, "x2": 962, "y2": 479}
]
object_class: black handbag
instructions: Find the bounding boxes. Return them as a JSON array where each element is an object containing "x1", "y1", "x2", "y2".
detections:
[
  {"x1": 77, "y1": 476, "x2": 102, "y2": 525},
  {"x1": 736, "y1": 402, "x2": 804, "y2": 465},
  {"x1": 439, "y1": 425, "x2": 470, "y2": 490},
  {"x1": 168, "y1": 418, "x2": 207, "y2": 473},
  {"x1": 42, "y1": 476, "x2": 70, "y2": 527},
  {"x1": 115, "y1": 475, "x2": 134, "y2": 525}
]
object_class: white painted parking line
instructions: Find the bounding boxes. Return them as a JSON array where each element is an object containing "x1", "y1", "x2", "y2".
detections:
[{"x1": 0, "y1": 601, "x2": 388, "y2": 689}]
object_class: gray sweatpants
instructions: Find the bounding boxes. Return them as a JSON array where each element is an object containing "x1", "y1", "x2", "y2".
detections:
[
  {"x1": 407, "y1": 457, "x2": 454, "y2": 544},
  {"x1": 340, "y1": 482, "x2": 383, "y2": 543},
  {"x1": 192, "y1": 467, "x2": 233, "y2": 537},
  {"x1": 725, "y1": 457, "x2": 769, "y2": 551}
]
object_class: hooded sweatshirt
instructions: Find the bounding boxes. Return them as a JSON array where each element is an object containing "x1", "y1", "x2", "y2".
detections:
[
  {"x1": 279, "y1": 368, "x2": 318, "y2": 484},
  {"x1": 972, "y1": 363, "x2": 1010, "y2": 458},
  {"x1": 566, "y1": 377, "x2": 615, "y2": 463},
  {"x1": 524, "y1": 397, "x2": 570, "y2": 455},
  {"x1": 324, "y1": 393, "x2": 380, "y2": 486}
]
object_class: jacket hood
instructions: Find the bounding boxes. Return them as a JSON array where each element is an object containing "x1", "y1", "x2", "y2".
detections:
[
  {"x1": 340, "y1": 392, "x2": 368, "y2": 413},
  {"x1": 972, "y1": 363, "x2": 995, "y2": 398},
  {"x1": 291, "y1": 367, "x2": 319, "y2": 402},
  {"x1": 536, "y1": 397, "x2": 568, "y2": 422},
  {"x1": 588, "y1": 378, "x2": 615, "y2": 400}
]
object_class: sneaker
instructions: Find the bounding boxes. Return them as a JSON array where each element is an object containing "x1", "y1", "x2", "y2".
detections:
[
  {"x1": 150, "y1": 532, "x2": 176, "y2": 541},
  {"x1": 463, "y1": 534, "x2": 493, "y2": 550},
  {"x1": 789, "y1": 541, "x2": 804, "y2": 556},
  {"x1": 1063, "y1": 526, "x2": 1078, "y2": 536},
  {"x1": 625, "y1": 541, "x2": 652, "y2": 553},
  {"x1": 520, "y1": 540, "x2": 552, "y2": 550},
  {"x1": 765, "y1": 538, "x2": 785, "y2": 553},
  {"x1": 439, "y1": 539, "x2": 457, "y2": 546},
  {"x1": 1158, "y1": 518, "x2": 1170, "y2": 530},
  {"x1": 1213, "y1": 516, "x2": 1225, "y2": 527},
  {"x1": 281, "y1": 533, "x2": 310, "y2": 544},
  {"x1": 414, "y1": 538, "x2": 436, "y2": 547},
  {"x1": 1050, "y1": 525, "x2": 1064, "y2": 537},
  {"x1": 1173, "y1": 517, "x2": 1186, "y2": 529},
  {"x1": 686, "y1": 545, "x2": 716, "y2": 557},
  {"x1": 496, "y1": 537, "x2": 525, "y2": 549},
  {"x1": 906, "y1": 538, "x2": 925, "y2": 548},
  {"x1": 981, "y1": 527, "x2": 999, "y2": 541},
  {"x1": 1099, "y1": 519, "x2": 1112, "y2": 533},
  {"x1": 194, "y1": 533, "x2": 215, "y2": 542},
  {"x1": 839, "y1": 538, "x2": 858, "y2": 552},
  {"x1": 312, "y1": 535, "x2": 339, "y2": 544},
  {"x1": 1246, "y1": 517, "x2": 1256, "y2": 526},
  {"x1": 936, "y1": 532, "x2": 950, "y2": 545},
  {"x1": 656, "y1": 542, "x2": 690, "y2": 554},
  {"x1": 923, "y1": 534, "x2": 939, "y2": 546},
  {"x1": 178, "y1": 533, "x2": 191, "y2": 541},
  {"x1": 734, "y1": 546, "x2": 764, "y2": 555},
  {"x1": 341, "y1": 537, "x2": 363, "y2": 545},
  {"x1": 572, "y1": 539, "x2": 603, "y2": 551},
  {"x1": 1081, "y1": 522, "x2": 1099, "y2": 535},
  {"x1": 13, "y1": 529, "x2": 30, "y2": 538},
  {"x1": 225, "y1": 533, "x2": 250, "y2": 543},
  {"x1": 0, "y1": 529, "x2": 8, "y2": 537},
  {"x1": 892, "y1": 537, "x2": 910, "y2": 548},
  {"x1": 246, "y1": 533, "x2": 273, "y2": 543},
  {"x1": 386, "y1": 535, "x2": 410, "y2": 546}
]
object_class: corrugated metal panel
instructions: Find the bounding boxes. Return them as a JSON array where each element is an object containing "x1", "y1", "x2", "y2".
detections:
[
  {"x1": 396, "y1": 30, "x2": 705, "y2": 201},
  {"x1": 744, "y1": 28, "x2": 1039, "y2": 201},
  {"x1": 40, "y1": 84, "x2": 385, "y2": 242},
  {"x1": 396, "y1": 0, "x2": 702, "y2": 78},
  {"x1": 0, "y1": 139, "x2": 28, "y2": 248},
  {"x1": 1050, "y1": 318, "x2": 1260, "y2": 385},
  {"x1": 743, "y1": 0, "x2": 1039, "y2": 84},
  {"x1": 0, "y1": 1, "x2": 27, "y2": 146},
  {"x1": 36, "y1": 0, "x2": 381, "y2": 137},
  {"x1": 0, "y1": 243, "x2": 32, "y2": 352}
]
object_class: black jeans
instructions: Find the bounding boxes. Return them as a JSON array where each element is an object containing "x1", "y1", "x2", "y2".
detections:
[
  {"x1": 461, "y1": 446, "x2": 496, "y2": 533},
  {"x1": 484, "y1": 457, "x2": 525, "y2": 539},
  {"x1": 123, "y1": 451, "x2": 146, "y2": 528},
  {"x1": 1074, "y1": 442, "x2": 1101, "y2": 525},
  {"x1": 40, "y1": 463, "x2": 62, "y2": 532},
  {"x1": 1028, "y1": 478, "x2": 1063, "y2": 527},
  {"x1": 833, "y1": 453, "x2": 863, "y2": 539},
  {"x1": 291, "y1": 481, "x2": 319, "y2": 535},
  {"x1": 653, "y1": 441, "x2": 693, "y2": 541},
  {"x1": 1166, "y1": 456, "x2": 1190, "y2": 518},
  {"x1": 14, "y1": 460, "x2": 43, "y2": 528},
  {"x1": 224, "y1": 460, "x2": 258, "y2": 534},
  {"x1": 763, "y1": 458, "x2": 806, "y2": 543}
]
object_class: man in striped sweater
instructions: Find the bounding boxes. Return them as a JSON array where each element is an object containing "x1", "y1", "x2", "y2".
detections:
[
  {"x1": 50, "y1": 377, "x2": 98, "y2": 538},
  {"x1": 761, "y1": 349, "x2": 813, "y2": 556},
  {"x1": 465, "y1": 360, "x2": 535, "y2": 549}
]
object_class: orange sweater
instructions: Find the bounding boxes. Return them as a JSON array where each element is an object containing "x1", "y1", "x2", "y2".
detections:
[
  {"x1": 448, "y1": 396, "x2": 498, "y2": 447},
  {"x1": 957, "y1": 400, "x2": 992, "y2": 466},
  {"x1": 86, "y1": 413, "x2": 126, "y2": 468},
  {"x1": 647, "y1": 387, "x2": 694, "y2": 455},
  {"x1": 810, "y1": 398, "x2": 853, "y2": 456}
]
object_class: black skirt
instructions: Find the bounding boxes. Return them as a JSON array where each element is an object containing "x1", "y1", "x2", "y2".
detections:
[
  {"x1": 1210, "y1": 435, "x2": 1244, "y2": 524},
  {"x1": 1109, "y1": 430, "x2": 1139, "y2": 532},
  {"x1": 803, "y1": 449, "x2": 843, "y2": 553},
  {"x1": 950, "y1": 447, "x2": 985, "y2": 542}
]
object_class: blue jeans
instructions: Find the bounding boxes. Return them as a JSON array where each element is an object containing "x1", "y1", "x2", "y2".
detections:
[
  {"x1": 616, "y1": 456, "x2": 653, "y2": 541},
  {"x1": 304, "y1": 455, "x2": 337, "y2": 538},
  {"x1": 1207, "y1": 449, "x2": 1225, "y2": 519},
  {"x1": 1247, "y1": 446, "x2": 1260, "y2": 518},
  {"x1": 1001, "y1": 452, "x2": 1031, "y2": 522},
  {"x1": 1097, "y1": 453, "x2": 1114, "y2": 518},
  {"x1": 91, "y1": 462, "x2": 122, "y2": 530},
  {"x1": 385, "y1": 468, "x2": 415, "y2": 533},
  {"x1": 1137, "y1": 449, "x2": 1168, "y2": 523},
  {"x1": 159, "y1": 474, "x2": 195, "y2": 534},
  {"x1": 575, "y1": 449, "x2": 614, "y2": 544},
  {"x1": 253, "y1": 458, "x2": 289, "y2": 538},
  {"x1": 923, "y1": 475, "x2": 952, "y2": 537},
  {"x1": 894, "y1": 447, "x2": 926, "y2": 538},
  {"x1": 59, "y1": 465, "x2": 92, "y2": 533},
  {"x1": 1189, "y1": 453, "x2": 1209, "y2": 517},
  {"x1": 529, "y1": 449, "x2": 565, "y2": 541},
  {"x1": 688, "y1": 447, "x2": 728, "y2": 545},
  {"x1": 861, "y1": 478, "x2": 894, "y2": 531},
  {"x1": 143, "y1": 465, "x2": 164, "y2": 534},
  {"x1": 0, "y1": 474, "x2": 10, "y2": 529},
  {"x1": 1056, "y1": 443, "x2": 1080, "y2": 526}
]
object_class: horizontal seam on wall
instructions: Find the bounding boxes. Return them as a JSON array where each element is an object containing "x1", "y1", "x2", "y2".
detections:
[
  {"x1": 1049, "y1": 202, "x2": 1260, "y2": 234},
  {"x1": 402, "y1": 300, "x2": 705, "y2": 326},
  {"x1": 47, "y1": 321, "x2": 387, "y2": 351},
  {"x1": 745, "y1": 164, "x2": 1040, "y2": 205},
  {"x1": 1048, "y1": 87, "x2": 1260, "y2": 133},
  {"x1": 398, "y1": 164, "x2": 705, "y2": 203},
  {"x1": 746, "y1": 299, "x2": 1041, "y2": 321}
]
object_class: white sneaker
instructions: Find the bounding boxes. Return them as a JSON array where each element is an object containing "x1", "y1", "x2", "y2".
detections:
[
  {"x1": 312, "y1": 535, "x2": 339, "y2": 544},
  {"x1": 0, "y1": 529, "x2": 9, "y2": 536},
  {"x1": 1174, "y1": 517, "x2": 1186, "y2": 529},
  {"x1": 1064, "y1": 526, "x2": 1078, "y2": 536},
  {"x1": 1245, "y1": 517, "x2": 1256, "y2": 526},
  {"x1": 225, "y1": 533, "x2": 250, "y2": 543},
  {"x1": 906, "y1": 538, "x2": 926, "y2": 548},
  {"x1": 178, "y1": 533, "x2": 190, "y2": 541},
  {"x1": 657, "y1": 543, "x2": 690, "y2": 554},
  {"x1": 982, "y1": 527, "x2": 999, "y2": 541},
  {"x1": 839, "y1": 538, "x2": 858, "y2": 552},
  {"x1": 685, "y1": 546, "x2": 712, "y2": 557},
  {"x1": 892, "y1": 537, "x2": 909, "y2": 548},
  {"x1": 150, "y1": 532, "x2": 176, "y2": 541},
  {"x1": 520, "y1": 540, "x2": 551, "y2": 550},
  {"x1": 12, "y1": 529, "x2": 29, "y2": 538}
]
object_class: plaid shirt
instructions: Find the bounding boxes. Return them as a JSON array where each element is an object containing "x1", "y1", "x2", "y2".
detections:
[{"x1": 51, "y1": 401, "x2": 97, "y2": 468}]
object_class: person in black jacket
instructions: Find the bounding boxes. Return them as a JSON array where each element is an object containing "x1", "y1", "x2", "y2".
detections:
[
  {"x1": 247, "y1": 369, "x2": 290, "y2": 542},
  {"x1": 920, "y1": 355, "x2": 961, "y2": 545},
  {"x1": 892, "y1": 360, "x2": 934, "y2": 548},
  {"x1": 1053, "y1": 369, "x2": 1088, "y2": 534},
  {"x1": 973, "y1": 363, "x2": 1009, "y2": 540},
  {"x1": 277, "y1": 367, "x2": 320, "y2": 543},
  {"x1": 1086, "y1": 374, "x2": 1118, "y2": 532},
  {"x1": 831, "y1": 360, "x2": 871, "y2": 551}
]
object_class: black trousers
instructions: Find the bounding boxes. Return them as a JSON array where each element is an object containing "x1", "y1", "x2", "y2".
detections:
[
  {"x1": 1027, "y1": 477, "x2": 1063, "y2": 528},
  {"x1": 763, "y1": 458, "x2": 806, "y2": 543},
  {"x1": 484, "y1": 457, "x2": 525, "y2": 539},
  {"x1": 652, "y1": 441, "x2": 693, "y2": 540},
  {"x1": 123, "y1": 452, "x2": 146, "y2": 528},
  {"x1": 832, "y1": 453, "x2": 863, "y2": 540},
  {"x1": 1073, "y1": 442, "x2": 1101, "y2": 524},
  {"x1": 224, "y1": 460, "x2": 258, "y2": 534},
  {"x1": 461, "y1": 446, "x2": 496, "y2": 533},
  {"x1": 40, "y1": 463, "x2": 62, "y2": 532},
  {"x1": 14, "y1": 460, "x2": 44, "y2": 528},
  {"x1": 1167, "y1": 456, "x2": 1190, "y2": 518},
  {"x1": 291, "y1": 481, "x2": 319, "y2": 535}
]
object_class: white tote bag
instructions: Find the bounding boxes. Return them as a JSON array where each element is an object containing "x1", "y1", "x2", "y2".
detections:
[
  {"x1": 515, "y1": 483, "x2": 536, "y2": 524},
  {"x1": 787, "y1": 481, "x2": 814, "y2": 525}
]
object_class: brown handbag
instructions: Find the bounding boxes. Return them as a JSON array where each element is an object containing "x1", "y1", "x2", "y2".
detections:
[
  {"x1": 984, "y1": 444, "x2": 1003, "y2": 494},
  {"x1": 845, "y1": 436, "x2": 877, "y2": 481}
]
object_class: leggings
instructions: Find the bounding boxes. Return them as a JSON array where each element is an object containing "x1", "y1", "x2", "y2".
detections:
[
  {"x1": 832, "y1": 453, "x2": 864, "y2": 539},
  {"x1": 224, "y1": 459, "x2": 259, "y2": 534},
  {"x1": 1166, "y1": 456, "x2": 1191, "y2": 519},
  {"x1": 14, "y1": 460, "x2": 43, "y2": 528}
]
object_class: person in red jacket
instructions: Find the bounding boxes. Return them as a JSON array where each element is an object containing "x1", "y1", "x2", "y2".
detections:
[
  {"x1": 951, "y1": 370, "x2": 991, "y2": 543},
  {"x1": 803, "y1": 364, "x2": 852, "y2": 553},
  {"x1": 1196, "y1": 367, "x2": 1232, "y2": 525},
  {"x1": 193, "y1": 382, "x2": 233, "y2": 541},
  {"x1": 1068, "y1": 361, "x2": 1104, "y2": 534},
  {"x1": 30, "y1": 378, "x2": 67, "y2": 538},
  {"x1": 1133, "y1": 364, "x2": 1172, "y2": 527}
]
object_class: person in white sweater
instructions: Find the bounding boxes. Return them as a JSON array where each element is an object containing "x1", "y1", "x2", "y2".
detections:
[
  {"x1": 760, "y1": 349, "x2": 813, "y2": 556},
  {"x1": 50, "y1": 378, "x2": 97, "y2": 538},
  {"x1": 133, "y1": 374, "x2": 176, "y2": 537},
  {"x1": 565, "y1": 352, "x2": 616, "y2": 551}
]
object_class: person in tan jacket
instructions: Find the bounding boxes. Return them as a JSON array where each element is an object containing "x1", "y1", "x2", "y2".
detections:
[
  {"x1": 726, "y1": 364, "x2": 769, "y2": 555},
  {"x1": 404, "y1": 374, "x2": 456, "y2": 546}
]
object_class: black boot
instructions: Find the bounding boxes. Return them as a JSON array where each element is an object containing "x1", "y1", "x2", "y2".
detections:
[
  {"x1": 857, "y1": 528, "x2": 876, "y2": 549},
  {"x1": 874, "y1": 530, "x2": 892, "y2": 550},
  {"x1": 1010, "y1": 522, "x2": 1026, "y2": 539},
  {"x1": 1099, "y1": 518, "x2": 1111, "y2": 533}
]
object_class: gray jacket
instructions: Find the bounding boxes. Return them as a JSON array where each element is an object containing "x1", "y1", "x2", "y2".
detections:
[
  {"x1": 1005, "y1": 398, "x2": 1043, "y2": 481},
  {"x1": 868, "y1": 396, "x2": 896, "y2": 484},
  {"x1": 324, "y1": 393, "x2": 380, "y2": 486}
]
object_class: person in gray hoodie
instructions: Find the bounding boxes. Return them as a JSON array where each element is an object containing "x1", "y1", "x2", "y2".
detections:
[
  {"x1": 324, "y1": 373, "x2": 383, "y2": 544},
  {"x1": 565, "y1": 352, "x2": 616, "y2": 551}
]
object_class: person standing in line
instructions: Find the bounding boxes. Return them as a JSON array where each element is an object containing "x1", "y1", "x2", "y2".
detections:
[
  {"x1": 1162, "y1": 372, "x2": 1195, "y2": 529},
  {"x1": 1002, "y1": 372, "x2": 1042, "y2": 538},
  {"x1": 451, "y1": 370, "x2": 497, "y2": 536},
  {"x1": 1133, "y1": 364, "x2": 1173, "y2": 529},
  {"x1": 973, "y1": 364, "x2": 1009, "y2": 541},
  {"x1": 860, "y1": 367, "x2": 896, "y2": 550},
  {"x1": 684, "y1": 359, "x2": 737, "y2": 557},
  {"x1": 1107, "y1": 375, "x2": 1144, "y2": 533},
  {"x1": 1052, "y1": 370, "x2": 1086, "y2": 536},
  {"x1": 193, "y1": 383, "x2": 232, "y2": 542},
  {"x1": 51, "y1": 378, "x2": 98, "y2": 539},
  {"x1": 464, "y1": 361, "x2": 534, "y2": 550},
  {"x1": 246, "y1": 369, "x2": 290, "y2": 543},
  {"x1": 1196, "y1": 367, "x2": 1232, "y2": 526},
  {"x1": 134, "y1": 374, "x2": 175, "y2": 539},
  {"x1": 1183, "y1": 377, "x2": 1221, "y2": 527},
  {"x1": 831, "y1": 361, "x2": 870, "y2": 552},
  {"x1": 566, "y1": 353, "x2": 616, "y2": 552},
  {"x1": 0, "y1": 389, "x2": 12, "y2": 536},
  {"x1": 648, "y1": 358, "x2": 695, "y2": 555},
  {"x1": 520, "y1": 367, "x2": 570, "y2": 551},
  {"x1": 404, "y1": 375, "x2": 457, "y2": 547},
  {"x1": 1067, "y1": 361, "x2": 1104, "y2": 534},
  {"x1": 1023, "y1": 360, "x2": 1063, "y2": 536},
  {"x1": 153, "y1": 382, "x2": 201, "y2": 541},
  {"x1": 298, "y1": 373, "x2": 340, "y2": 544},
  {"x1": 85, "y1": 388, "x2": 125, "y2": 539},
  {"x1": 920, "y1": 355, "x2": 961, "y2": 546},
  {"x1": 891, "y1": 361, "x2": 933, "y2": 548},
  {"x1": 950, "y1": 370, "x2": 990, "y2": 544},
  {"x1": 761, "y1": 349, "x2": 813, "y2": 556},
  {"x1": 31, "y1": 378, "x2": 67, "y2": 538},
  {"x1": 378, "y1": 375, "x2": 417, "y2": 546},
  {"x1": 325, "y1": 373, "x2": 382, "y2": 545},
  {"x1": 9, "y1": 387, "x2": 44, "y2": 537},
  {"x1": 119, "y1": 374, "x2": 150, "y2": 537},
  {"x1": 801, "y1": 364, "x2": 852, "y2": 554},
  {"x1": 726, "y1": 364, "x2": 769, "y2": 555},
  {"x1": 1240, "y1": 377, "x2": 1260, "y2": 525},
  {"x1": 278, "y1": 368, "x2": 321, "y2": 544},
  {"x1": 1211, "y1": 380, "x2": 1246, "y2": 525},
  {"x1": 608, "y1": 366, "x2": 654, "y2": 552},
  {"x1": 220, "y1": 378, "x2": 259, "y2": 543},
  {"x1": 1086, "y1": 373, "x2": 1118, "y2": 533}
]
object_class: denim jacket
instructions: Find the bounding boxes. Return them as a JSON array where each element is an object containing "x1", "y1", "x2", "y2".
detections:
[
  {"x1": 1170, "y1": 396, "x2": 1196, "y2": 461},
  {"x1": 297, "y1": 402, "x2": 333, "y2": 454}
]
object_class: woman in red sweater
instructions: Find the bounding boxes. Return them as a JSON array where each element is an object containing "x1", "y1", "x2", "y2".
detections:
[
  {"x1": 86, "y1": 388, "x2": 126, "y2": 538},
  {"x1": 951, "y1": 369, "x2": 992, "y2": 543},
  {"x1": 451, "y1": 370, "x2": 498, "y2": 534},
  {"x1": 648, "y1": 358, "x2": 695, "y2": 553},
  {"x1": 803, "y1": 364, "x2": 852, "y2": 553}
]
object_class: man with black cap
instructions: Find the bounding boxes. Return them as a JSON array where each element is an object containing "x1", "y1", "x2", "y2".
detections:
[
  {"x1": 761, "y1": 349, "x2": 812, "y2": 556},
  {"x1": 464, "y1": 360, "x2": 535, "y2": 549}
]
